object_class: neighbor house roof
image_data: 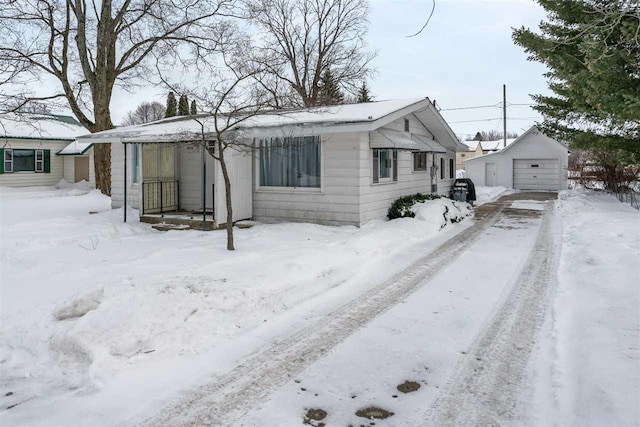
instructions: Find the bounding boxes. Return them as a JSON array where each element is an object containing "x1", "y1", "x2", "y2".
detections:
[
  {"x1": 461, "y1": 138, "x2": 517, "y2": 151},
  {"x1": 0, "y1": 113, "x2": 88, "y2": 141},
  {"x1": 75, "y1": 98, "x2": 468, "y2": 151},
  {"x1": 57, "y1": 140, "x2": 94, "y2": 155}
]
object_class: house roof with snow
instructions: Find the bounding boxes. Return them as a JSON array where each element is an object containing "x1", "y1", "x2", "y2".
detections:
[
  {"x1": 0, "y1": 113, "x2": 88, "y2": 141},
  {"x1": 461, "y1": 138, "x2": 517, "y2": 152},
  {"x1": 75, "y1": 98, "x2": 469, "y2": 151}
]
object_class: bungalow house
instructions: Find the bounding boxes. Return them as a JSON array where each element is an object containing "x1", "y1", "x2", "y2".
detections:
[
  {"x1": 0, "y1": 113, "x2": 94, "y2": 187},
  {"x1": 75, "y1": 98, "x2": 468, "y2": 227}
]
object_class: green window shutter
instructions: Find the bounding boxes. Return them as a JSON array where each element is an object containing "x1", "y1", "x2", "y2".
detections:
[
  {"x1": 0, "y1": 148, "x2": 3, "y2": 174},
  {"x1": 372, "y1": 149, "x2": 379, "y2": 184},
  {"x1": 44, "y1": 149, "x2": 51, "y2": 173},
  {"x1": 392, "y1": 149, "x2": 398, "y2": 182}
]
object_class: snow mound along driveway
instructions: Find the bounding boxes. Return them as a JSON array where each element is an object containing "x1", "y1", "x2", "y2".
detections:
[{"x1": 0, "y1": 188, "x2": 476, "y2": 421}]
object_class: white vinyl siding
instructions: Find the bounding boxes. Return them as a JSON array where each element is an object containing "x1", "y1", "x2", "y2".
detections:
[
  {"x1": 111, "y1": 142, "x2": 141, "y2": 209},
  {"x1": 253, "y1": 132, "x2": 361, "y2": 226},
  {"x1": 0, "y1": 139, "x2": 67, "y2": 187}
]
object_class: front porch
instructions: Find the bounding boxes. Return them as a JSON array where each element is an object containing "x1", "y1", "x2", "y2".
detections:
[{"x1": 121, "y1": 140, "x2": 252, "y2": 230}]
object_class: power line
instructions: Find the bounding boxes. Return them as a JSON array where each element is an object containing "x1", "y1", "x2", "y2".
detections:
[
  {"x1": 440, "y1": 103, "x2": 501, "y2": 111},
  {"x1": 448, "y1": 116, "x2": 542, "y2": 124}
]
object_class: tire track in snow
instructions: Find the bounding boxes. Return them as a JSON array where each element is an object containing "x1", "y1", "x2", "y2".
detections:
[
  {"x1": 416, "y1": 201, "x2": 558, "y2": 426},
  {"x1": 143, "y1": 202, "x2": 508, "y2": 427}
]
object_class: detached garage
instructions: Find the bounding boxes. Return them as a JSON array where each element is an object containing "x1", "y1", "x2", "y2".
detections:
[{"x1": 464, "y1": 126, "x2": 569, "y2": 191}]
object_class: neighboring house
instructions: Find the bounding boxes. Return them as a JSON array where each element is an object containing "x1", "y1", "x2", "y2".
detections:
[
  {"x1": 0, "y1": 113, "x2": 94, "y2": 187},
  {"x1": 76, "y1": 98, "x2": 468, "y2": 227},
  {"x1": 456, "y1": 138, "x2": 517, "y2": 170},
  {"x1": 464, "y1": 126, "x2": 569, "y2": 191}
]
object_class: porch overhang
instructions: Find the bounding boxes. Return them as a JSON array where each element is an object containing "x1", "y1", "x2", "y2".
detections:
[{"x1": 369, "y1": 129, "x2": 424, "y2": 151}]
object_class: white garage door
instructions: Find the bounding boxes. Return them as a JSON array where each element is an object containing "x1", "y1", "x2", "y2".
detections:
[{"x1": 513, "y1": 159, "x2": 559, "y2": 190}]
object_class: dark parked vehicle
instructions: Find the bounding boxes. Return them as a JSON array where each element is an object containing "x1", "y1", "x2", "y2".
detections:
[{"x1": 450, "y1": 178, "x2": 476, "y2": 204}]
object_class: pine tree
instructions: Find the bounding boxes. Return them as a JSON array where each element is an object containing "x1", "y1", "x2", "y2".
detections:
[
  {"x1": 473, "y1": 132, "x2": 483, "y2": 141},
  {"x1": 165, "y1": 92, "x2": 177, "y2": 118},
  {"x1": 317, "y1": 69, "x2": 344, "y2": 106},
  {"x1": 512, "y1": 0, "x2": 639, "y2": 190},
  {"x1": 190, "y1": 100, "x2": 197, "y2": 115},
  {"x1": 178, "y1": 94, "x2": 189, "y2": 116},
  {"x1": 357, "y1": 81, "x2": 372, "y2": 103}
]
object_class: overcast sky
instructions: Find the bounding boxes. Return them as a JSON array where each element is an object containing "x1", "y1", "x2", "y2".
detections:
[{"x1": 109, "y1": 0, "x2": 550, "y2": 139}]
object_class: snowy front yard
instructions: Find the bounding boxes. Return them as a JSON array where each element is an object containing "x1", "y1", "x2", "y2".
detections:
[{"x1": 0, "y1": 184, "x2": 473, "y2": 425}]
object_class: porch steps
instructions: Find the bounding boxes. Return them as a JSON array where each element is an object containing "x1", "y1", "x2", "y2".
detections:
[{"x1": 142, "y1": 215, "x2": 217, "y2": 231}]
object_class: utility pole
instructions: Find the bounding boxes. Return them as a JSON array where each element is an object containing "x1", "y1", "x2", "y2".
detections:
[{"x1": 503, "y1": 84, "x2": 507, "y2": 148}]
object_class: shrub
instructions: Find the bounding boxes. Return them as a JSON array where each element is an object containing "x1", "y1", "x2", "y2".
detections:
[{"x1": 387, "y1": 193, "x2": 441, "y2": 219}]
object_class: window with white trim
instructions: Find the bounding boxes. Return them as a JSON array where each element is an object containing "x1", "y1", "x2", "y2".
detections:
[
  {"x1": 4, "y1": 149, "x2": 13, "y2": 172},
  {"x1": 404, "y1": 118, "x2": 410, "y2": 132},
  {"x1": 259, "y1": 136, "x2": 321, "y2": 188},
  {"x1": 35, "y1": 149, "x2": 44, "y2": 172},
  {"x1": 373, "y1": 148, "x2": 398, "y2": 184},
  {"x1": 413, "y1": 152, "x2": 427, "y2": 171},
  {"x1": 440, "y1": 157, "x2": 445, "y2": 180}
]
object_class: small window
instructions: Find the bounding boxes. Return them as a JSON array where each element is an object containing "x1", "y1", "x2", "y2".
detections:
[
  {"x1": 4, "y1": 148, "x2": 13, "y2": 173},
  {"x1": 404, "y1": 119, "x2": 410, "y2": 132},
  {"x1": 132, "y1": 144, "x2": 141, "y2": 183},
  {"x1": 35, "y1": 149, "x2": 44, "y2": 172},
  {"x1": 531, "y1": 164, "x2": 539, "y2": 168},
  {"x1": 413, "y1": 152, "x2": 427, "y2": 171},
  {"x1": 440, "y1": 157, "x2": 445, "y2": 180},
  {"x1": 373, "y1": 148, "x2": 398, "y2": 184},
  {"x1": 461, "y1": 153, "x2": 466, "y2": 157},
  {"x1": 449, "y1": 158, "x2": 454, "y2": 179}
]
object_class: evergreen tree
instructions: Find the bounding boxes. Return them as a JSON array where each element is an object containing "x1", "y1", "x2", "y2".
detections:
[
  {"x1": 190, "y1": 100, "x2": 197, "y2": 115},
  {"x1": 473, "y1": 132, "x2": 483, "y2": 141},
  {"x1": 317, "y1": 69, "x2": 344, "y2": 106},
  {"x1": 165, "y1": 92, "x2": 177, "y2": 118},
  {"x1": 513, "y1": 1, "x2": 640, "y2": 189},
  {"x1": 357, "y1": 81, "x2": 372, "y2": 103},
  {"x1": 178, "y1": 94, "x2": 189, "y2": 116}
]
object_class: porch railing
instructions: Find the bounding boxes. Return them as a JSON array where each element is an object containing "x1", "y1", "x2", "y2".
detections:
[{"x1": 142, "y1": 180, "x2": 179, "y2": 214}]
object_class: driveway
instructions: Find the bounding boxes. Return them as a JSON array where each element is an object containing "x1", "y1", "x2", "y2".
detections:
[{"x1": 145, "y1": 192, "x2": 559, "y2": 426}]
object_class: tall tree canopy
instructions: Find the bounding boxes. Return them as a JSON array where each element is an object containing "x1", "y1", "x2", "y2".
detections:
[
  {"x1": 165, "y1": 92, "x2": 178, "y2": 118},
  {"x1": 357, "y1": 81, "x2": 372, "y2": 103},
  {"x1": 178, "y1": 94, "x2": 189, "y2": 116},
  {"x1": 247, "y1": 0, "x2": 375, "y2": 107},
  {"x1": 0, "y1": 0, "x2": 234, "y2": 194},
  {"x1": 513, "y1": 1, "x2": 640, "y2": 156},
  {"x1": 122, "y1": 102, "x2": 165, "y2": 126},
  {"x1": 190, "y1": 100, "x2": 198, "y2": 115},
  {"x1": 317, "y1": 69, "x2": 344, "y2": 106}
]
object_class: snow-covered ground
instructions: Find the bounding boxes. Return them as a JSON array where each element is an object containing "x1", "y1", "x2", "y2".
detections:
[
  {"x1": 475, "y1": 185, "x2": 511, "y2": 205},
  {"x1": 0, "y1": 185, "x2": 473, "y2": 426},
  {"x1": 520, "y1": 188, "x2": 640, "y2": 426}
]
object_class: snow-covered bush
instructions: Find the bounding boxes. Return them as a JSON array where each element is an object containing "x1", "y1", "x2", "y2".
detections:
[
  {"x1": 387, "y1": 193, "x2": 442, "y2": 219},
  {"x1": 53, "y1": 287, "x2": 104, "y2": 320}
]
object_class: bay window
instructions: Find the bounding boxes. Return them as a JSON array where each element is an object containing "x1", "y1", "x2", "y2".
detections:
[{"x1": 259, "y1": 136, "x2": 321, "y2": 188}]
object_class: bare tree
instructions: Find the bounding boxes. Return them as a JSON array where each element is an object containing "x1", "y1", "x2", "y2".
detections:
[
  {"x1": 246, "y1": 0, "x2": 375, "y2": 107},
  {"x1": 0, "y1": 0, "x2": 236, "y2": 194},
  {"x1": 160, "y1": 26, "x2": 273, "y2": 250},
  {"x1": 121, "y1": 101, "x2": 165, "y2": 126}
]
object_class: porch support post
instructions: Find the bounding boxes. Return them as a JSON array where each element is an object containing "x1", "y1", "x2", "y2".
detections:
[
  {"x1": 202, "y1": 143, "x2": 206, "y2": 231},
  {"x1": 123, "y1": 141, "x2": 127, "y2": 223}
]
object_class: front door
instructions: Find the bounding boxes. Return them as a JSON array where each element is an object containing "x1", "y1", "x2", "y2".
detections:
[
  {"x1": 74, "y1": 157, "x2": 89, "y2": 182},
  {"x1": 142, "y1": 144, "x2": 178, "y2": 213},
  {"x1": 485, "y1": 163, "x2": 497, "y2": 186}
]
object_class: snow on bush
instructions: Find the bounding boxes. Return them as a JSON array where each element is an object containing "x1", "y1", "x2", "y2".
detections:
[
  {"x1": 411, "y1": 198, "x2": 473, "y2": 229},
  {"x1": 387, "y1": 193, "x2": 442, "y2": 219},
  {"x1": 53, "y1": 287, "x2": 104, "y2": 320}
]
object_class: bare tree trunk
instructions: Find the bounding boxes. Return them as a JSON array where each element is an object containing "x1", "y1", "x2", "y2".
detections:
[{"x1": 217, "y1": 140, "x2": 234, "y2": 251}]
